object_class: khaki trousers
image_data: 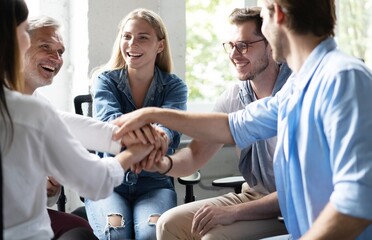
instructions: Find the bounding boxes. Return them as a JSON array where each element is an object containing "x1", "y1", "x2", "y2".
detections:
[{"x1": 156, "y1": 186, "x2": 287, "y2": 240}]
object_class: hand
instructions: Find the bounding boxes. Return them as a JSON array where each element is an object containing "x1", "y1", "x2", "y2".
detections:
[
  {"x1": 115, "y1": 143, "x2": 154, "y2": 171},
  {"x1": 130, "y1": 126, "x2": 170, "y2": 174},
  {"x1": 152, "y1": 126, "x2": 169, "y2": 156},
  {"x1": 112, "y1": 108, "x2": 154, "y2": 141},
  {"x1": 131, "y1": 153, "x2": 170, "y2": 174},
  {"x1": 191, "y1": 205, "x2": 236, "y2": 236},
  {"x1": 125, "y1": 125, "x2": 169, "y2": 162},
  {"x1": 47, "y1": 176, "x2": 61, "y2": 198},
  {"x1": 121, "y1": 125, "x2": 158, "y2": 147}
]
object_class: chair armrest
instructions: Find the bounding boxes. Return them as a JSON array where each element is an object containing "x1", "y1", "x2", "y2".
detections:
[
  {"x1": 177, "y1": 171, "x2": 201, "y2": 185},
  {"x1": 212, "y1": 176, "x2": 245, "y2": 193}
]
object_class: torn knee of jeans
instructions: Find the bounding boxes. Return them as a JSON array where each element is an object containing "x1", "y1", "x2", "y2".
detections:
[
  {"x1": 107, "y1": 213, "x2": 125, "y2": 228},
  {"x1": 148, "y1": 213, "x2": 161, "y2": 226}
]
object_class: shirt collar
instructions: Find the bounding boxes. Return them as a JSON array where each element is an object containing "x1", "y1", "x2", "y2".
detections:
[{"x1": 295, "y1": 37, "x2": 337, "y2": 91}]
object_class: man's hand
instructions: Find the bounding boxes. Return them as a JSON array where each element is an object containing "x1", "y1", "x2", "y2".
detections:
[
  {"x1": 121, "y1": 125, "x2": 158, "y2": 147},
  {"x1": 131, "y1": 154, "x2": 172, "y2": 174},
  {"x1": 152, "y1": 126, "x2": 169, "y2": 156},
  {"x1": 47, "y1": 176, "x2": 61, "y2": 198},
  {"x1": 115, "y1": 143, "x2": 154, "y2": 170},
  {"x1": 112, "y1": 108, "x2": 155, "y2": 140},
  {"x1": 191, "y1": 205, "x2": 237, "y2": 236},
  {"x1": 130, "y1": 126, "x2": 169, "y2": 174}
]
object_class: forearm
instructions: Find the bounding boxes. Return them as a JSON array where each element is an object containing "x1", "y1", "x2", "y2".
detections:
[
  {"x1": 166, "y1": 139, "x2": 224, "y2": 177},
  {"x1": 115, "y1": 143, "x2": 154, "y2": 171},
  {"x1": 143, "y1": 108, "x2": 234, "y2": 144},
  {"x1": 59, "y1": 111, "x2": 121, "y2": 154},
  {"x1": 301, "y1": 203, "x2": 372, "y2": 240},
  {"x1": 233, "y1": 192, "x2": 281, "y2": 221}
]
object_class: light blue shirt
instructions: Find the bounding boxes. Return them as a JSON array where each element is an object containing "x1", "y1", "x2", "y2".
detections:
[{"x1": 228, "y1": 38, "x2": 372, "y2": 239}]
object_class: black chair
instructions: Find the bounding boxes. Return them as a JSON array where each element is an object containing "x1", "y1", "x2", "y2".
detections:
[
  {"x1": 74, "y1": 94, "x2": 93, "y2": 117},
  {"x1": 57, "y1": 187, "x2": 67, "y2": 212},
  {"x1": 212, "y1": 175, "x2": 245, "y2": 194},
  {"x1": 73, "y1": 93, "x2": 201, "y2": 204},
  {"x1": 178, "y1": 171, "x2": 201, "y2": 203}
]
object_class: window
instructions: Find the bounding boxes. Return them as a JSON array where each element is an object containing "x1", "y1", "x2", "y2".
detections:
[
  {"x1": 185, "y1": 0, "x2": 372, "y2": 104},
  {"x1": 185, "y1": 0, "x2": 244, "y2": 103},
  {"x1": 337, "y1": 0, "x2": 371, "y2": 67}
]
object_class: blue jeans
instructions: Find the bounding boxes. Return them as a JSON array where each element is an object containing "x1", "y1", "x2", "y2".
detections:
[{"x1": 85, "y1": 172, "x2": 176, "y2": 240}]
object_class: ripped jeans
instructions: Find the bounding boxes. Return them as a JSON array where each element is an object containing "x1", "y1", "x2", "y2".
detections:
[{"x1": 85, "y1": 173, "x2": 176, "y2": 240}]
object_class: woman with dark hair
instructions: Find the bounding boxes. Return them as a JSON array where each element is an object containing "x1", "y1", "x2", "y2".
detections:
[{"x1": 0, "y1": 1, "x2": 155, "y2": 239}]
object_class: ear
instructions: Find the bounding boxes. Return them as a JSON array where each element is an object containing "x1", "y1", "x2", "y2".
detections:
[
  {"x1": 157, "y1": 39, "x2": 165, "y2": 53},
  {"x1": 273, "y1": 3, "x2": 286, "y2": 24}
]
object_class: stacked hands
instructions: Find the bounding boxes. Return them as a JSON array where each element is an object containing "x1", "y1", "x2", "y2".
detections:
[
  {"x1": 117, "y1": 123, "x2": 171, "y2": 174},
  {"x1": 111, "y1": 109, "x2": 239, "y2": 236},
  {"x1": 46, "y1": 117, "x2": 170, "y2": 199},
  {"x1": 46, "y1": 108, "x2": 236, "y2": 237}
]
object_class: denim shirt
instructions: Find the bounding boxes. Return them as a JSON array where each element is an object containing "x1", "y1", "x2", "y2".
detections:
[
  {"x1": 93, "y1": 66, "x2": 187, "y2": 151},
  {"x1": 92, "y1": 66, "x2": 188, "y2": 179}
]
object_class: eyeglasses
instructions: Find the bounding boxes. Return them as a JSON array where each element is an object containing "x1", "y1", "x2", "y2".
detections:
[{"x1": 223, "y1": 39, "x2": 266, "y2": 54}]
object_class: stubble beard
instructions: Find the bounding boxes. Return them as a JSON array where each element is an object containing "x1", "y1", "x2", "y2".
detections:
[
  {"x1": 239, "y1": 55, "x2": 270, "y2": 81},
  {"x1": 25, "y1": 69, "x2": 53, "y2": 91},
  {"x1": 271, "y1": 31, "x2": 286, "y2": 64}
]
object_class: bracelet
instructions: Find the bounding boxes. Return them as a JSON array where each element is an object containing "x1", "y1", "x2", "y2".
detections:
[{"x1": 159, "y1": 155, "x2": 173, "y2": 175}]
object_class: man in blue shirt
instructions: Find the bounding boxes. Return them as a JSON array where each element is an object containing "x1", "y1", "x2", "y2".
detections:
[{"x1": 113, "y1": 0, "x2": 372, "y2": 239}]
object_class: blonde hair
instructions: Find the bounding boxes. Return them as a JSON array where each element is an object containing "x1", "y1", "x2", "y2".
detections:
[{"x1": 92, "y1": 8, "x2": 173, "y2": 79}]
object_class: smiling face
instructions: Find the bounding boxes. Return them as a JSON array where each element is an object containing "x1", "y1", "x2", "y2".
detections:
[
  {"x1": 24, "y1": 26, "x2": 65, "y2": 94},
  {"x1": 228, "y1": 20, "x2": 271, "y2": 81},
  {"x1": 120, "y1": 18, "x2": 164, "y2": 72}
]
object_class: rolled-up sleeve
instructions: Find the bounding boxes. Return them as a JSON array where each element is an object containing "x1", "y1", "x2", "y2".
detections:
[{"x1": 228, "y1": 96, "x2": 278, "y2": 149}]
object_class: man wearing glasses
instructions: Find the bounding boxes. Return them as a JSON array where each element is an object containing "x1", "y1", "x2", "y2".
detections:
[{"x1": 153, "y1": 7, "x2": 291, "y2": 240}]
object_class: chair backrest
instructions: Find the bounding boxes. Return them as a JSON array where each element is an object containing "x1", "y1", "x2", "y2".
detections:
[{"x1": 74, "y1": 94, "x2": 93, "y2": 117}]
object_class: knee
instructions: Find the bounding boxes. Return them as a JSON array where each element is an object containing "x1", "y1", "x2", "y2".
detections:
[
  {"x1": 156, "y1": 209, "x2": 195, "y2": 240},
  {"x1": 102, "y1": 213, "x2": 127, "y2": 240},
  {"x1": 156, "y1": 210, "x2": 173, "y2": 230},
  {"x1": 107, "y1": 213, "x2": 124, "y2": 228},
  {"x1": 107, "y1": 213, "x2": 125, "y2": 227},
  {"x1": 148, "y1": 213, "x2": 161, "y2": 226},
  {"x1": 156, "y1": 212, "x2": 175, "y2": 239}
]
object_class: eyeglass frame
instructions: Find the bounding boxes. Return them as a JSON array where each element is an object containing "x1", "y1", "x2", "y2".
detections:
[{"x1": 222, "y1": 38, "x2": 266, "y2": 54}]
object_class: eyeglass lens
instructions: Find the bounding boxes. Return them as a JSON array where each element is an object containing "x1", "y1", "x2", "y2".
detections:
[{"x1": 223, "y1": 39, "x2": 265, "y2": 54}]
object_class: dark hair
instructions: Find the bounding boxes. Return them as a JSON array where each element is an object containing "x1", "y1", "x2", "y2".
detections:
[
  {"x1": 15, "y1": 0, "x2": 29, "y2": 26},
  {"x1": 0, "y1": 0, "x2": 29, "y2": 147},
  {"x1": 272, "y1": 0, "x2": 336, "y2": 37},
  {"x1": 229, "y1": 7, "x2": 264, "y2": 38}
]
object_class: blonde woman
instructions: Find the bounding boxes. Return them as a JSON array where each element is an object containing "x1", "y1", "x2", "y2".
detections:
[{"x1": 86, "y1": 8, "x2": 188, "y2": 240}]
